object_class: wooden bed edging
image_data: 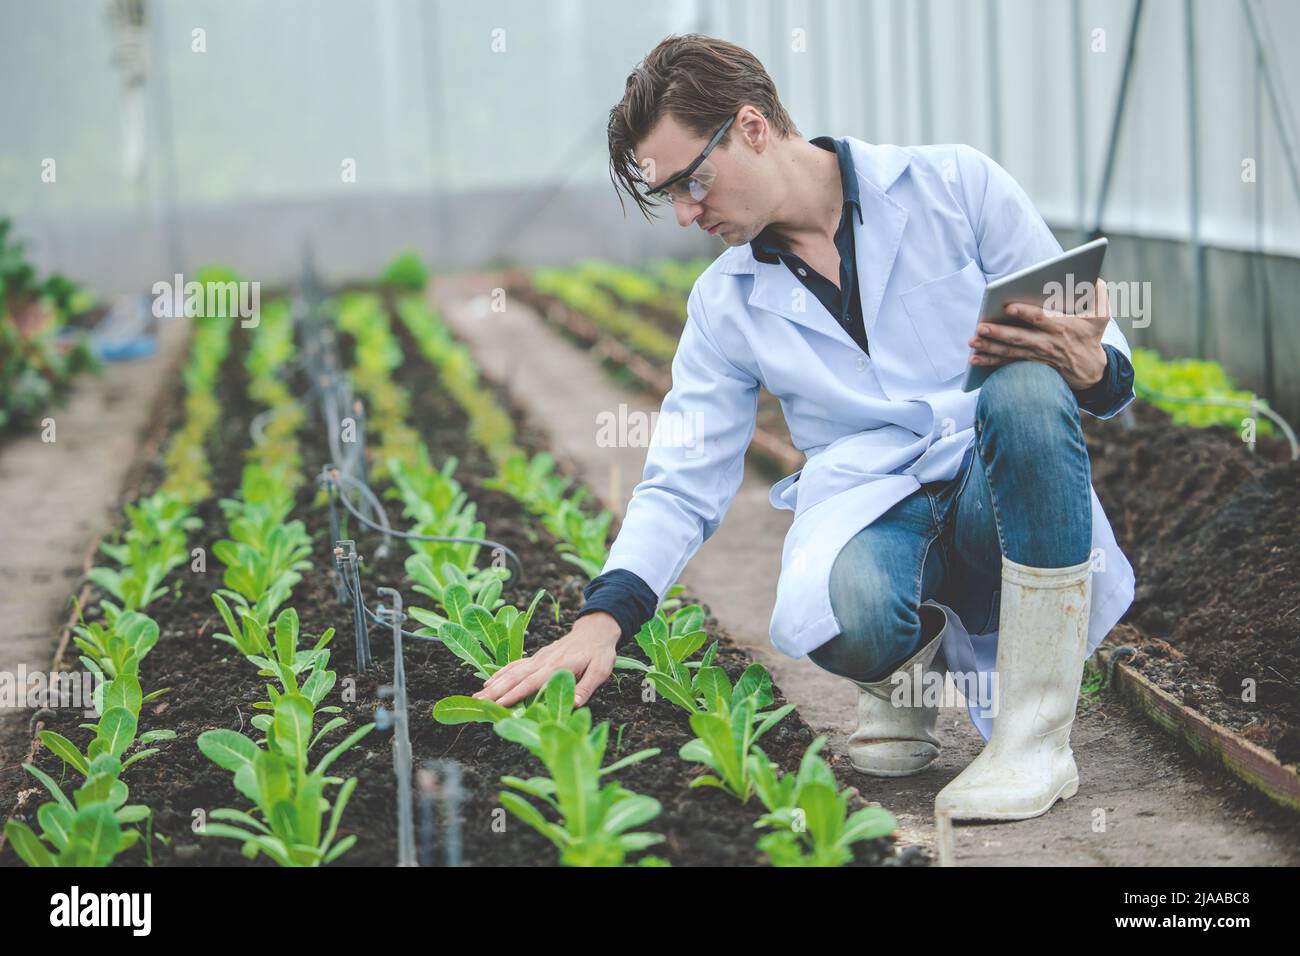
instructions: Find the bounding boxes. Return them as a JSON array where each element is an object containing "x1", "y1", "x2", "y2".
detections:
[{"x1": 1095, "y1": 645, "x2": 1300, "y2": 814}]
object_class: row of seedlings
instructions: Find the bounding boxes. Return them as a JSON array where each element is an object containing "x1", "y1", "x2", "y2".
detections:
[
  {"x1": 336, "y1": 290, "x2": 673, "y2": 864},
  {"x1": 4, "y1": 289, "x2": 235, "y2": 866},
  {"x1": 371, "y1": 291, "x2": 670, "y2": 868},
  {"x1": 199, "y1": 294, "x2": 375, "y2": 867},
  {"x1": 395, "y1": 295, "x2": 612, "y2": 578}
]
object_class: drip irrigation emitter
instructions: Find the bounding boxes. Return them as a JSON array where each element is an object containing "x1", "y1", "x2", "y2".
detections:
[
  {"x1": 417, "y1": 760, "x2": 466, "y2": 867},
  {"x1": 320, "y1": 464, "x2": 396, "y2": 603},
  {"x1": 333, "y1": 539, "x2": 372, "y2": 671},
  {"x1": 375, "y1": 587, "x2": 417, "y2": 868},
  {"x1": 332, "y1": 538, "x2": 439, "y2": 673}
]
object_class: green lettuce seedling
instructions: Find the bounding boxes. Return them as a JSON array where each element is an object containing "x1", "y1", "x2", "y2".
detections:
[
  {"x1": 3, "y1": 754, "x2": 152, "y2": 867},
  {"x1": 405, "y1": 553, "x2": 510, "y2": 624},
  {"x1": 751, "y1": 737, "x2": 897, "y2": 866},
  {"x1": 197, "y1": 696, "x2": 374, "y2": 867},
  {"x1": 419, "y1": 586, "x2": 546, "y2": 680},
  {"x1": 71, "y1": 610, "x2": 159, "y2": 680},
  {"x1": 500, "y1": 721, "x2": 664, "y2": 867},
  {"x1": 678, "y1": 685, "x2": 796, "y2": 803}
]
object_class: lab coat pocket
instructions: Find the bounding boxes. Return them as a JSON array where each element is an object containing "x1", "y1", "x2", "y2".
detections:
[{"x1": 900, "y1": 258, "x2": 987, "y2": 384}]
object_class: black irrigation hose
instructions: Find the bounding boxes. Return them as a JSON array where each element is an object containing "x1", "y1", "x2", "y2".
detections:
[
  {"x1": 326, "y1": 468, "x2": 395, "y2": 549},
  {"x1": 324, "y1": 468, "x2": 525, "y2": 585}
]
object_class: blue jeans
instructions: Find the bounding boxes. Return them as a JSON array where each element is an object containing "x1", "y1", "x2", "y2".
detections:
[{"x1": 807, "y1": 360, "x2": 1094, "y2": 683}]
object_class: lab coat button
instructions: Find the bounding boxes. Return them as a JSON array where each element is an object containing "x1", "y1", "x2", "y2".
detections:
[{"x1": 856, "y1": 356, "x2": 866, "y2": 371}]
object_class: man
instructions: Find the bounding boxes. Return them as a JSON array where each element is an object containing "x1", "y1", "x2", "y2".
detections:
[{"x1": 476, "y1": 35, "x2": 1136, "y2": 823}]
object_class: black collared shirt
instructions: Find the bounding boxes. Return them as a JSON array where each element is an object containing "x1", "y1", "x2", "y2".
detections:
[{"x1": 750, "y1": 135, "x2": 869, "y2": 355}]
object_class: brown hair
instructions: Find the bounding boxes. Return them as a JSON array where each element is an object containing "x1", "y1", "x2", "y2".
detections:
[{"x1": 607, "y1": 34, "x2": 800, "y2": 221}]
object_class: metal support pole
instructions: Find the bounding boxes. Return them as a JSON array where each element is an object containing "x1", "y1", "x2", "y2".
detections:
[
  {"x1": 986, "y1": 0, "x2": 1002, "y2": 161},
  {"x1": 323, "y1": 467, "x2": 345, "y2": 603},
  {"x1": 377, "y1": 587, "x2": 416, "y2": 868},
  {"x1": 916, "y1": 0, "x2": 934, "y2": 146},
  {"x1": 334, "y1": 539, "x2": 371, "y2": 671},
  {"x1": 1184, "y1": 0, "x2": 1208, "y2": 358},
  {"x1": 1090, "y1": 0, "x2": 1146, "y2": 239},
  {"x1": 1071, "y1": 0, "x2": 1088, "y2": 229}
]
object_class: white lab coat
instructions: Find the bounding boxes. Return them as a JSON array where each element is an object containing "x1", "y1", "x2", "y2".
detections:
[{"x1": 602, "y1": 138, "x2": 1136, "y2": 741}]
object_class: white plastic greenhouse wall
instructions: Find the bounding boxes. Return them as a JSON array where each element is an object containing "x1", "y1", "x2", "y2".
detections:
[{"x1": 2, "y1": 0, "x2": 1297, "y2": 417}]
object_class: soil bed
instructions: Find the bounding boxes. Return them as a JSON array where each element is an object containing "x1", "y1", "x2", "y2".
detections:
[
  {"x1": 1084, "y1": 400, "x2": 1299, "y2": 765},
  {"x1": 1, "y1": 305, "x2": 911, "y2": 868}
]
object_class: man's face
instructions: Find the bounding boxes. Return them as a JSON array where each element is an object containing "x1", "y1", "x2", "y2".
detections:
[{"x1": 636, "y1": 110, "x2": 772, "y2": 246}]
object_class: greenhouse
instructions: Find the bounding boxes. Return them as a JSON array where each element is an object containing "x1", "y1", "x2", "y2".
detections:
[{"x1": 1, "y1": 0, "x2": 1297, "y2": 906}]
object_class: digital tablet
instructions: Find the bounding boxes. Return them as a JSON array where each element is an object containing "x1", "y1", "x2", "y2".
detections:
[{"x1": 962, "y1": 237, "x2": 1108, "y2": 392}]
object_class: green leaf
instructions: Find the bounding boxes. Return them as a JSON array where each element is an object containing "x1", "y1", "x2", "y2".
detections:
[
  {"x1": 4, "y1": 820, "x2": 55, "y2": 867},
  {"x1": 271, "y1": 695, "x2": 313, "y2": 766},
  {"x1": 198, "y1": 728, "x2": 262, "y2": 773},
  {"x1": 120, "y1": 748, "x2": 160, "y2": 771},
  {"x1": 37, "y1": 803, "x2": 74, "y2": 852},
  {"x1": 114, "y1": 805, "x2": 152, "y2": 825},
  {"x1": 38, "y1": 731, "x2": 89, "y2": 775},
  {"x1": 499, "y1": 791, "x2": 566, "y2": 848},
  {"x1": 323, "y1": 833, "x2": 357, "y2": 864},
  {"x1": 753, "y1": 702, "x2": 796, "y2": 743},
  {"x1": 71, "y1": 804, "x2": 122, "y2": 867},
  {"x1": 254, "y1": 750, "x2": 293, "y2": 817},
  {"x1": 694, "y1": 666, "x2": 732, "y2": 713},
  {"x1": 840, "y1": 805, "x2": 899, "y2": 845},
  {"x1": 320, "y1": 776, "x2": 357, "y2": 855},
  {"x1": 22, "y1": 762, "x2": 74, "y2": 812},
  {"x1": 104, "y1": 675, "x2": 142, "y2": 718},
  {"x1": 95, "y1": 707, "x2": 138, "y2": 759},
  {"x1": 601, "y1": 793, "x2": 662, "y2": 835},
  {"x1": 646, "y1": 672, "x2": 700, "y2": 714},
  {"x1": 688, "y1": 711, "x2": 747, "y2": 799},
  {"x1": 599, "y1": 747, "x2": 661, "y2": 777},
  {"x1": 431, "y1": 695, "x2": 510, "y2": 725},
  {"x1": 733, "y1": 663, "x2": 774, "y2": 710},
  {"x1": 542, "y1": 669, "x2": 576, "y2": 720},
  {"x1": 313, "y1": 723, "x2": 374, "y2": 776},
  {"x1": 274, "y1": 607, "x2": 299, "y2": 667}
]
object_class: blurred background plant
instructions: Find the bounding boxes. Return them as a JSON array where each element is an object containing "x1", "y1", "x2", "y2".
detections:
[{"x1": 0, "y1": 217, "x2": 98, "y2": 431}]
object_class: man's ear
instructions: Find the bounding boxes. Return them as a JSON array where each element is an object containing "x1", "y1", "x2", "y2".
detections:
[{"x1": 735, "y1": 104, "x2": 768, "y2": 152}]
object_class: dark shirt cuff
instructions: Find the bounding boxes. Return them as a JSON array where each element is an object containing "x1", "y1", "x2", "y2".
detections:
[
  {"x1": 1072, "y1": 343, "x2": 1134, "y2": 415},
  {"x1": 574, "y1": 568, "x2": 659, "y2": 648}
]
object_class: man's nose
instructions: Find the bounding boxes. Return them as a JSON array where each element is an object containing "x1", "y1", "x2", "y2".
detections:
[{"x1": 675, "y1": 200, "x2": 703, "y2": 228}]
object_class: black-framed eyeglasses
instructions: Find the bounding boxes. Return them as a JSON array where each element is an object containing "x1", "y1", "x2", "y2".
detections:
[{"x1": 642, "y1": 114, "x2": 735, "y2": 205}]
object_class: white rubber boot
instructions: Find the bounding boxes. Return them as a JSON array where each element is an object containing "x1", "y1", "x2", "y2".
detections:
[
  {"x1": 934, "y1": 553, "x2": 1093, "y2": 821},
  {"x1": 847, "y1": 604, "x2": 947, "y2": 777}
]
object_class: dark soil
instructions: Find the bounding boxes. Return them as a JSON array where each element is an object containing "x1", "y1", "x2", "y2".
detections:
[
  {"x1": 0, "y1": 301, "x2": 912, "y2": 868},
  {"x1": 1084, "y1": 400, "x2": 1300, "y2": 764}
]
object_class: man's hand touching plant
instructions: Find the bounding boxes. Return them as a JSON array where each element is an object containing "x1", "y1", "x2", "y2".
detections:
[{"x1": 472, "y1": 610, "x2": 621, "y2": 708}]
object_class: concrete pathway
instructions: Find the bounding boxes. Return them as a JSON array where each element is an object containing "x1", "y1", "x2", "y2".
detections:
[
  {"x1": 434, "y1": 272, "x2": 1300, "y2": 866},
  {"x1": 0, "y1": 317, "x2": 189, "y2": 680}
]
